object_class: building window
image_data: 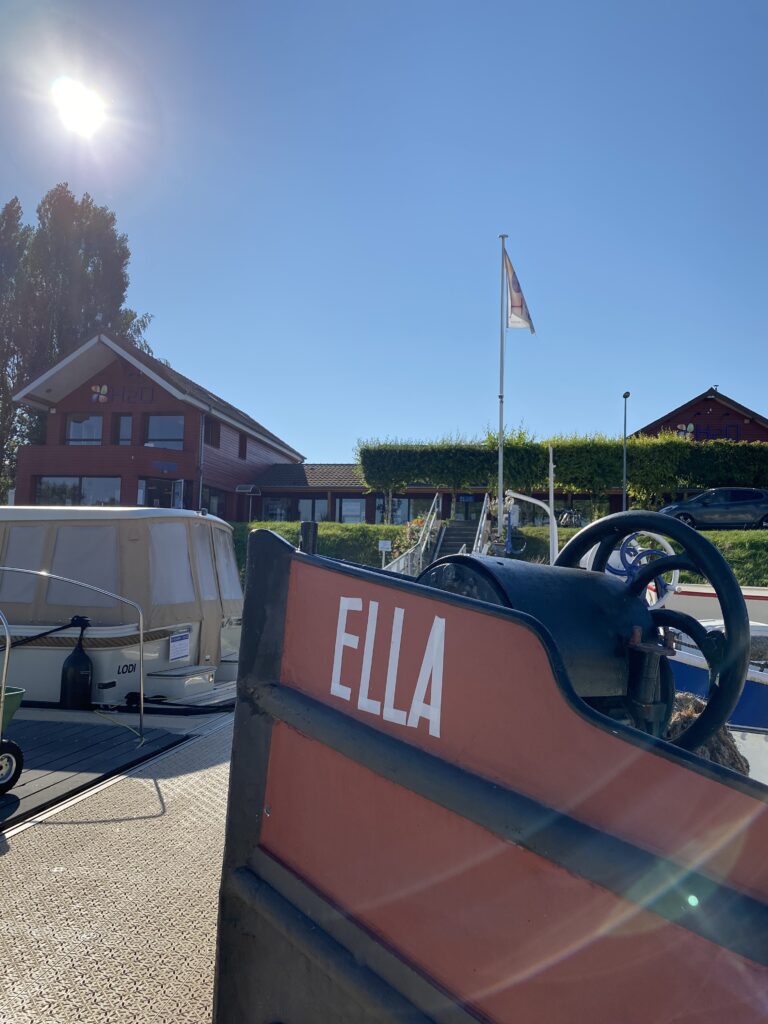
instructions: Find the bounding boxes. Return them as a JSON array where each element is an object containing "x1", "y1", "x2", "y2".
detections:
[
  {"x1": 298, "y1": 498, "x2": 330, "y2": 522},
  {"x1": 375, "y1": 496, "x2": 411, "y2": 524},
  {"x1": 336, "y1": 498, "x2": 366, "y2": 523},
  {"x1": 114, "y1": 414, "x2": 133, "y2": 445},
  {"x1": 204, "y1": 418, "x2": 221, "y2": 448},
  {"x1": 37, "y1": 476, "x2": 79, "y2": 504},
  {"x1": 65, "y1": 414, "x2": 103, "y2": 445},
  {"x1": 264, "y1": 497, "x2": 290, "y2": 521},
  {"x1": 138, "y1": 478, "x2": 189, "y2": 509},
  {"x1": 37, "y1": 476, "x2": 120, "y2": 505},
  {"x1": 201, "y1": 484, "x2": 227, "y2": 518},
  {"x1": 238, "y1": 433, "x2": 247, "y2": 460},
  {"x1": 145, "y1": 415, "x2": 184, "y2": 450}
]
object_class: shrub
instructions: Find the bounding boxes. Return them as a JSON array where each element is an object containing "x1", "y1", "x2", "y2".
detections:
[{"x1": 230, "y1": 521, "x2": 409, "y2": 573}]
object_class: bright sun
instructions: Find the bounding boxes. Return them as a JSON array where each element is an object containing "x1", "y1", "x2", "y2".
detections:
[{"x1": 51, "y1": 77, "x2": 106, "y2": 138}]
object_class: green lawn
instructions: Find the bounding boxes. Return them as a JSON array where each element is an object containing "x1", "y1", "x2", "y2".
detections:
[
  {"x1": 231, "y1": 521, "x2": 410, "y2": 571},
  {"x1": 518, "y1": 527, "x2": 768, "y2": 587},
  {"x1": 231, "y1": 521, "x2": 768, "y2": 588}
]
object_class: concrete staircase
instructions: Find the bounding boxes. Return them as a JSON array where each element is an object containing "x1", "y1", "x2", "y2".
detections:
[{"x1": 435, "y1": 520, "x2": 479, "y2": 558}]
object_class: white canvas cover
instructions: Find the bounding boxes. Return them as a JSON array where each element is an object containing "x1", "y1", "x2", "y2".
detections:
[{"x1": 0, "y1": 509, "x2": 242, "y2": 667}]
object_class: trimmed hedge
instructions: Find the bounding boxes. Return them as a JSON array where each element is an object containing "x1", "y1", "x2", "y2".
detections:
[
  {"x1": 357, "y1": 434, "x2": 768, "y2": 506},
  {"x1": 231, "y1": 521, "x2": 409, "y2": 571}
]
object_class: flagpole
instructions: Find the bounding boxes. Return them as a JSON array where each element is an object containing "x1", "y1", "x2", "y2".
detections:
[{"x1": 498, "y1": 234, "x2": 507, "y2": 538}]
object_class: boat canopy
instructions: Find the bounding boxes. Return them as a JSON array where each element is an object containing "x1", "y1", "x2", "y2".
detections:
[{"x1": 0, "y1": 508, "x2": 242, "y2": 631}]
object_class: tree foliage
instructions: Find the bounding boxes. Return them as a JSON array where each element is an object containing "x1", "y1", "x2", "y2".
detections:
[{"x1": 0, "y1": 184, "x2": 151, "y2": 497}]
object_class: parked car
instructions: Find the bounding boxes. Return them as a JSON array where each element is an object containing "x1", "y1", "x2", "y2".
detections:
[{"x1": 658, "y1": 488, "x2": 768, "y2": 529}]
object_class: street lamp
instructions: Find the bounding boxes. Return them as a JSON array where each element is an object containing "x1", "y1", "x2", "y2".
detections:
[{"x1": 622, "y1": 391, "x2": 631, "y2": 511}]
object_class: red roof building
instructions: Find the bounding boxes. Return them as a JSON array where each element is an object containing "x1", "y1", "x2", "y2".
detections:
[
  {"x1": 12, "y1": 333, "x2": 304, "y2": 520},
  {"x1": 633, "y1": 387, "x2": 768, "y2": 443}
]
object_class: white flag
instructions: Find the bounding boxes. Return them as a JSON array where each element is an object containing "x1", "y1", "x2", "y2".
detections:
[{"x1": 504, "y1": 249, "x2": 535, "y2": 333}]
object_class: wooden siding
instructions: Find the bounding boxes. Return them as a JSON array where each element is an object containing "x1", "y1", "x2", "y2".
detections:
[
  {"x1": 638, "y1": 396, "x2": 768, "y2": 443},
  {"x1": 202, "y1": 420, "x2": 297, "y2": 520},
  {"x1": 16, "y1": 356, "x2": 199, "y2": 505},
  {"x1": 14, "y1": 352, "x2": 300, "y2": 519},
  {"x1": 15, "y1": 444, "x2": 199, "y2": 505}
]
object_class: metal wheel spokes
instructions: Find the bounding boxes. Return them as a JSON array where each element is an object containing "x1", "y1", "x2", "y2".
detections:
[
  {"x1": 626, "y1": 554, "x2": 696, "y2": 597},
  {"x1": 651, "y1": 606, "x2": 726, "y2": 695},
  {"x1": 586, "y1": 532, "x2": 684, "y2": 609},
  {"x1": 0, "y1": 750, "x2": 16, "y2": 784}
]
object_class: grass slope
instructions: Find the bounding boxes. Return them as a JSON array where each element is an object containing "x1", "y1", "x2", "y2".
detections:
[
  {"x1": 519, "y1": 527, "x2": 768, "y2": 587},
  {"x1": 231, "y1": 521, "x2": 409, "y2": 570},
  {"x1": 230, "y1": 522, "x2": 768, "y2": 588}
]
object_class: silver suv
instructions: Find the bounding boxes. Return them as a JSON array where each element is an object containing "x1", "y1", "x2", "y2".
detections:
[{"x1": 659, "y1": 488, "x2": 768, "y2": 529}]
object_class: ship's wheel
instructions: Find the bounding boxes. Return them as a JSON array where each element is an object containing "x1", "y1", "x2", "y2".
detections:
[{"x1": 556, "y1": 511, "x2": 750, "y2": 750}]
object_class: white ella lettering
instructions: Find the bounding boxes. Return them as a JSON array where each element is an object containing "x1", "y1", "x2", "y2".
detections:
[{"x1": 330, "y1": 597, "x2": 445, "y2": 737}]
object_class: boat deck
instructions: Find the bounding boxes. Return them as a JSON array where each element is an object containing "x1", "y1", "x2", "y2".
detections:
[
  {"x1": 0, "y1": 715, "x2": 232, "y2": 1023},
  {"x1": 1, "y1": 712, "x2": 186, "y2": 830}
]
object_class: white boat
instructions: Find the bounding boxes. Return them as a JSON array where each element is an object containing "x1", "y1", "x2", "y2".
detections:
[
  {"x1": 0, "y1": 507, "x2": 243, "y2": 707},
  {"x1": 667, "y1": 581, "x2": 768, "y2": 625},
  {"x1": 668, "y1": 616, "x2": 768, "y2": 728}
]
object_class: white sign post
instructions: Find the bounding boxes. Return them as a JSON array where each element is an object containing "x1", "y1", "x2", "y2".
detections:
[{"x1": 378, "y1": 538, "x2": 392, "y2": 568}]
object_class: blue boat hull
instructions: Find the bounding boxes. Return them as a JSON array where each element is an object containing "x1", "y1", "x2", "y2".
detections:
[{"x1": 671, "y1": 660, "x2": 768, "y2": 730}]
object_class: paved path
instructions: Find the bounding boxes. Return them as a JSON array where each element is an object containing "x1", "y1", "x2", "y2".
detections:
[{"x1": 0, "y1": 720, "x2": 233, "y2": 1023}]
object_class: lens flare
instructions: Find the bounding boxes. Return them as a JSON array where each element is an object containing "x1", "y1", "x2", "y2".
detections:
[{"x1": 51, "y1": 77, "x2": 106, "y2": 137}]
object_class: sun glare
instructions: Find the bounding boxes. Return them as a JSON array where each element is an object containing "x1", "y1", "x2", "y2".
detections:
[{"x1": 51, "y1": 77, "x2": 106, "y2": 138}]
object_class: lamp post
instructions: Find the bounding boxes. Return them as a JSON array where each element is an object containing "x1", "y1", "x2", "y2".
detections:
[{"x1": 622, "y1": 391, "x2": 630, "y2": 511}]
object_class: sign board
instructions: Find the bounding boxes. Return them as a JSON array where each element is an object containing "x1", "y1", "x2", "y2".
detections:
[
  {"x1": 378, "y1": 540, "x2": 392, "y2": 552},
  {"x1": 169, "y1": 631, "x2": 190, "y2": 662},
  {"x1": 214, "y1": 531, "x2": 768, "y2": 1024}
]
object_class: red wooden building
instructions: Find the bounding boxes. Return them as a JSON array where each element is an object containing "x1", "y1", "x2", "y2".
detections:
[
  {"x1": 12, "y1": 333, "x2": 304, "y2": 521},
  {"x1": 634, "y1": 387, "x2": 768, "y2": 443}
]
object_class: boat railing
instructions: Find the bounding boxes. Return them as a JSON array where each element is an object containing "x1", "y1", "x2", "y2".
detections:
[
  {"x1": 384, "y1": 493, "x2": 442, "y2": 576},
  {"x1": 0, "y1": 566, "x2": 146, "y2": 743},
  {"x1": 502, "y1": 490, "x2": 559, "y2": 564}
]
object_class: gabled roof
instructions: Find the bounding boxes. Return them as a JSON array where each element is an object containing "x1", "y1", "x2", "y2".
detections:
[
  {"x1": 13, "y1": 333, "x2": 304, "y2": 462},
  {"x1": 633, "y1": 387, "x2": 768, "y2": 436},
  {"x1": 253, "y1": 463, "x2": 365, "y2": 488}
]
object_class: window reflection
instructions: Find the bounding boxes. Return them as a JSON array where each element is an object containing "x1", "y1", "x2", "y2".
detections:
[
  {"x1": 145, "y1": 415, "x2": 184, "y2": 450},
  {"x1": 66, "y1": 414, "x2": 102, "y2": 445},
  {"x1": 336, "y1": 498, "x2": 365, "y2": 523}
]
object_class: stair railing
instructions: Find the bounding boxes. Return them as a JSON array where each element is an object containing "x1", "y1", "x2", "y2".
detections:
[
  {"x1": 384, "y1": 493, "x2": 441, "y2": 576},
  {"x1": 471, "y1": 493, "x2": 491, "y2": 554}
]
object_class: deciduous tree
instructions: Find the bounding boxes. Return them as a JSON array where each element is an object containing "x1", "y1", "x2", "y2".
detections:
[{"x1": 0, "y1": 184, "x2": 151, "y2": 497}]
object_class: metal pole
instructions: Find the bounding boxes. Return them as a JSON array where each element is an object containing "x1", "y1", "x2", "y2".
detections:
[
  {"x1": 622, "y1": 391, "x2": 630, "y2": 511},
  {"x1": 548, "y1": 445, "x2": 558, "y2": 564},
  {"x1": 299, "y1": 520, "x2": 318, "y2": 554},
  {"x1": 498, "y1": 234, "x2": 507, "y2": 538}
]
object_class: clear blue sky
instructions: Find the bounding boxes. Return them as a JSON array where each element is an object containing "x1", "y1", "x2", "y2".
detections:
[{"x1": 1, "y1": 0, "x2": 766, "y2": 462}]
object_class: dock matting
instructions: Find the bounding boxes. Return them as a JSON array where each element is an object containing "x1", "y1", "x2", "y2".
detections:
[{"x1": 0, "y1": 721, "x2": 232, "y2": 1023}]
